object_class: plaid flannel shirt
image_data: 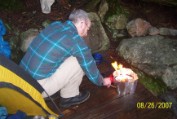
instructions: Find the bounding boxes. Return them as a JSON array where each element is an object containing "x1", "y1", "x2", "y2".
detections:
[{"x1": 20, "y1": 20, "x2": 103, "y2": 86}]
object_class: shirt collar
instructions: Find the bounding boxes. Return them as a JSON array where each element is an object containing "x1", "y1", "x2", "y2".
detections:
[{"x1": 65, "y1": 20, "x2": 78, "y2": 34}]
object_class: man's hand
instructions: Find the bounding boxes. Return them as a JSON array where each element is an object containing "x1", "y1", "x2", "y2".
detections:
[{"x1": 103, "y1": 77, "x2": 112, "y2": 88}]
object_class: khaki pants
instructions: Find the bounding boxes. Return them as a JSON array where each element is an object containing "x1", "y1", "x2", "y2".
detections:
[{"x1": 38, "y1": 56, "x2": 84, "y2": 98}]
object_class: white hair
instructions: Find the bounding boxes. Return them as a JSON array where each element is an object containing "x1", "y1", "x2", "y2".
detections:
[{"x1": 69, "y1": 9, "x2": 90, "y2": 23}]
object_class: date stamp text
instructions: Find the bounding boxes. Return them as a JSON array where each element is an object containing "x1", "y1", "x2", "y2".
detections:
[{"x1": 137, "y1": 102, "x2": 172, "y2": 109}]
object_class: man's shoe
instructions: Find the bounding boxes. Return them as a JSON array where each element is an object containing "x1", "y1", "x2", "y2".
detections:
[{"x1": 60, "y1": 90, "x2": 90, "y2": 108}]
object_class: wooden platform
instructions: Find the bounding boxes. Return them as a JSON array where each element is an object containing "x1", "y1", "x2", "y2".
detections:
[
  {"x1": 47, "y1": 80, "x2": 175, "y2": 119},
  {"x1": 46, "y1": 56, "x2": 175, "y2": 119}
]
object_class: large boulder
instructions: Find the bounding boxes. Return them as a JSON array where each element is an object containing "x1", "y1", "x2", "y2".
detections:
[
  {"x1": 117, "y1": 35, "x2": 177, "y2": 89},
  {"x1": 85, "y1": 12, "x2": 110, "y2": 53},
  {"x1": 126, "y1": 18, "x2": 159, "y2": 37},
  {"x1": 97, "y1": 0, "x2": 129, "y2": 40}
]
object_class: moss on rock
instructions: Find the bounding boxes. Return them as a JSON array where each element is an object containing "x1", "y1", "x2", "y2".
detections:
[{"x1": 135, "y1": 68, "x2": 168, "y2": 96}]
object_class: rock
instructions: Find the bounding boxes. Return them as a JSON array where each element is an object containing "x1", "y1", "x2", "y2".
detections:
[
  {"x1": 85, "y1": 12, "x2": 110, "y2": 53},
  {"x1": 117, "y1": 35, "x2": 177, "y2": 89},
  {"x1": 126, "y1": 18, "x2": 177, "y2": 37},
  {"x1": 112, "y1": 29, "x2": 128, "y2": 39},
  {"x1": 149, "y1": 27, "x2": 159, "y2": 35},
  {"x1": 98, "y1": 0, "x2": 109, "y2": 22},
  {"x1": 20, "y1": 28, "x2": 39, "y2": 52},
  {"x1": 42, "y1": 20, "x2": 51, "y2": 28},
  {"x1": 126, "y1": 18, "x2": 152, "y2": 37},
  {"x1": 159, "y1": 91, "x2": 177, "y2": 116},
  {"x1": 106, "y1": 14, "x2": 128, "y2": 30},
  {"x1": 159, "y1": 27, "x2": 177, "y2": 36}
]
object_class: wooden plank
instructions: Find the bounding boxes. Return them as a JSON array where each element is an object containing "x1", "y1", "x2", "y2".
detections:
[{"x1": 58, "y1": 81, "x2": 174, "y2": 119}]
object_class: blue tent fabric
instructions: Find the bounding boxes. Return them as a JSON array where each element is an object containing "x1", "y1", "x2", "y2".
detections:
[
  {"x1": 7, "y1": 110, "x2": 27, "y2": 119},
  {"x1": 0, "y1": 19, "x2": 6, "y2": 42},
  {"x1": 0, "y1": 107, "x2": 8, "y2": 119},
  {"x1": 0, "y1": 40, "x2": 11, "y2": 58},
  {"x1": 0, "y1": 19, "x2": 11, "y2": 58}
]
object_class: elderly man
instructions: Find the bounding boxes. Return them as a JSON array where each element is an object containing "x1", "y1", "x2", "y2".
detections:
[{"x1": 20, "y1": 9, "x2": 111, "y2": 108}]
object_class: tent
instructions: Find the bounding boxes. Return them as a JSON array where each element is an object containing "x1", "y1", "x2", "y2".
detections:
[{"x1": 0, "y1": 55, "x2": 62, "y2": 118}]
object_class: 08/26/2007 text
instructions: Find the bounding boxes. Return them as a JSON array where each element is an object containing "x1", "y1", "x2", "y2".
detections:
[{"x1": 137, "y1": 102, "x2": 172, "y2": 109}]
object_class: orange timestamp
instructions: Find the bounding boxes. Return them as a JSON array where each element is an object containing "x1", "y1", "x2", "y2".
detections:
[{"x1": 137, "y1": 102, "x2": 172, "y2": 109}]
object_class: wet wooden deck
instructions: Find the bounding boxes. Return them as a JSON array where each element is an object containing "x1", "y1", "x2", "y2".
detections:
[
  {"x1": 46, "y1": 53, "x2": 175, "y2": 119},
  {"x1": 47, "y1": 80, "x2": 174, "y2": 119}
]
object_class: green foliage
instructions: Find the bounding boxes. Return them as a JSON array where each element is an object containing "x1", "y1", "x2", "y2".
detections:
[{"x1": 0, "y1": 0, "x2": 24, "y2": 11}]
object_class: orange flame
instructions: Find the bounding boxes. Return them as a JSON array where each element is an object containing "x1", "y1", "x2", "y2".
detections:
[
  {"x1": 111, "y1": 61, "x2": 126, "y2": 82},
  {"x1": 111, "y1": 61, "x2": 123, "y2": 71},
  {"x1": 111, "y1": 61, "x2": 138, "y2": 82}
]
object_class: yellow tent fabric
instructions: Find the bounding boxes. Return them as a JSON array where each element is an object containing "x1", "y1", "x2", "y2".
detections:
[
  {"x1": 0, "y1": 55, "x2": 60, "y2": 118},
  {"x1": 0, "y1": 88, "x2": 47, "y2": 116}
]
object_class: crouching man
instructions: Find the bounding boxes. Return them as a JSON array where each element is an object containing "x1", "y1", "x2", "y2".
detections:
[{"x1": 20, "y1": 9, "x2": 111, "y2": 108}]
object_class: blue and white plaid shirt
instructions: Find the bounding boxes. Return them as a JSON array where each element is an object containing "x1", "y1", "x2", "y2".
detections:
[{"x1": 20, "y1": 20, "x2": 103, "y2": 86}]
